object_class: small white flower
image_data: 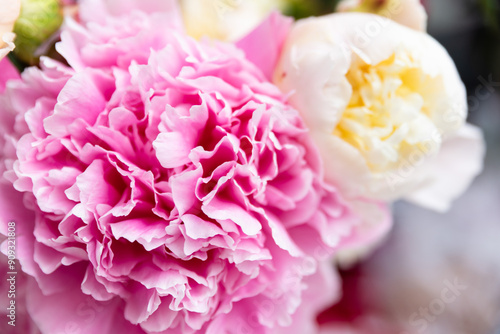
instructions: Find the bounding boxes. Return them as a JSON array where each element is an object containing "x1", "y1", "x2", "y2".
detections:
[
  {"x1": 337, "y1": 0, "x2": 427, "y2": 31},
  {"x1": 274, "y1": 13, "x2": 485, "y2": 211}
]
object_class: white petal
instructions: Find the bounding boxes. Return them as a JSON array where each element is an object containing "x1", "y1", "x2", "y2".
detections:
[
  {"x1": 404, "y1": 123, "x2": 486, "y2": 212},
  {"x1": 273, "y1": 17, "x2": 353, "y2": 133},
  {"x1": 0, "y1": 32, "x2": 15, "y2": 59},
  {"x1": 312, "y1": 132, "x2": 371, "y2": 199},
  {"x1": 0, "y1": 0, "x2": 21, "y2": 25},
  {"x1": 313, "y1": 127, "x2": 428, "y2": 202}
]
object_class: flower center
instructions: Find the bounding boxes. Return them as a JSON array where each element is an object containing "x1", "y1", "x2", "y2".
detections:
[{"x1": 334, "y1": 51, "x2": 443, "y2": 172}]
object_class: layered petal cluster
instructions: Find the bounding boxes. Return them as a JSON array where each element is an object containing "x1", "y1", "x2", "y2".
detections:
[
  {"x1": 274, "y1": 13, "x2": 485, "y2": 211},
  {"x1": 0, "y1": 3, "x2": 376, "y2": 334}
]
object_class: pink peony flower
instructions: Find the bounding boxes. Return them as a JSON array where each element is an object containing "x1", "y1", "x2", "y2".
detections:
[{"x1": 0, "y1": 1, "x2": 389, "y2": 333}]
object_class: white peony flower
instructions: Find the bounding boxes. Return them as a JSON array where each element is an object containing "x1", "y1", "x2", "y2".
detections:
[
  {"x1": 274, "y1": 13, "x2": 485, "y2": 212},
  {"x1": 0, "y1": 0, "x2": 21, "y2": 59},
  {"x1": 337, "y1": 0, "x2": 427, "y2": 31},
  {"x1": 180, "y1": 0, "x2": 285, "y2": 41}
]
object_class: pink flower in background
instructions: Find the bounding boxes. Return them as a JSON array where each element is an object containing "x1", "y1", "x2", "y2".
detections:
[{"x1": 0, "y1": 1, "x2": 389, "y2": 333}]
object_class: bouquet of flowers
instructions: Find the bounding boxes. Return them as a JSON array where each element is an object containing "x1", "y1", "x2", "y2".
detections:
[{"x1": 0, "y1": 0, "x2": 485, "y2": 333}]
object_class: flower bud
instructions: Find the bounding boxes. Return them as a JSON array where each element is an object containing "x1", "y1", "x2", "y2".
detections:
[{"x1": 13, "y1": 0, "x2": 63, "y2": 64}]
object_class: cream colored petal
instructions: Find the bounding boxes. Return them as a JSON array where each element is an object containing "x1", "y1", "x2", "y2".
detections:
[
  {"x1": 0, "y1": 31, "x2": 15, "y2": 59},
  {"x1": 180, "y1": 0, "x2": 284, "y2": 41},
  {"x1": 392, "y1": 0, "x2": 427, "y2": 31},
  {"x1": 274, "y1": 17, "x2": 353, "y2": 133},
  {"x1": 0, "y1": 0, "x2": 21, "y2": 59},
  {"x1": 311, "y1": 132, "x2": 371, "y2": 198},
  {"x1": 0, "y1": 0, "x2": 21, "y2": 25},
  {"x1": 404, "y1": 123, "x2": 486, "y2": 212}
]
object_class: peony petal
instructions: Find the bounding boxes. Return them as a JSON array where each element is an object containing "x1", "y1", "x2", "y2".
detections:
[
  {"x1": 139, "y1": 298, "x2": 180, "y2": 332},
  {"x1": 26, "y1": 278, "x2": 144, "y2": 334},
  {"x1": 154, "y1": 131, "x2": 193, "y2": 168},
  {"x1": 236, "y1": 11, "x2": 293, "y2": 80},
  {"x1": 404, "y1": 124, "x2": 486, "y2": 212},
  {"x1": 312, "y1": 132, "x2": 373, "y2": 199},
  {"x1": 110, "y1": 218, "x2": 168, "y2": 250},
  {"x1": 182, "y1": 214, "x2": 225, "y2": 240},
  {"x1": 81, "y1": 264, "x2": 115, "y2": 301},
  {"x1": 0, "y1": 58, "x2": 19, "y2": 93},
  {"x1": 264, "y1": 211, "x2": 304, "y2": 257},
  {"x1": 202, "y1": 194, "x2": 262, "y2": 236},
  {"x1": 44, "y1": 69, "x2": 114, "y2": 137},
  {"x1": 124, "y1": 286, "x2": 161, "y2": 324},
  {"x1": 170, "y1": 168, "x2": 203, "y2": 216},
  {"x1": 275, "y1": 261, "x2": 341, "y2": 334}
]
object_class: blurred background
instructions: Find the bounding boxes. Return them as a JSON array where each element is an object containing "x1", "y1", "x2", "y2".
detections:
[{"x1": 315, "y1": 1, "x2": 500, "y2": 333}]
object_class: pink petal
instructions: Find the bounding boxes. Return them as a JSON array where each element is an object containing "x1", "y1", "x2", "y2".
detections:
[
  {"x1": 0, "y1": 58, "x2": 19, "y2": 93},
  {"x1": 236, "y1": 12, "x2": 293, "y2": 80}
]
